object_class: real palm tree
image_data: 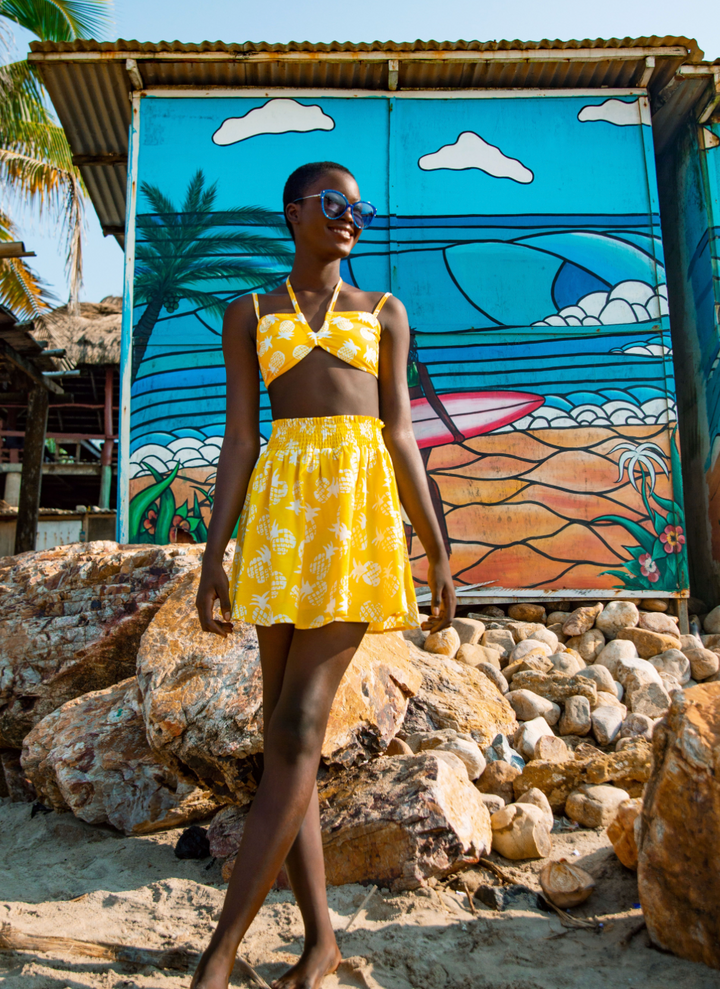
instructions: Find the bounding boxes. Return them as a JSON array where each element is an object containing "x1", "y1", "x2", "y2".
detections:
[
  {"x1": 0, "y1": 0, "x2": 114, "y2": 318},
  {"x1": 133, "y1": 169, "x2": 294, "y2": 379}
]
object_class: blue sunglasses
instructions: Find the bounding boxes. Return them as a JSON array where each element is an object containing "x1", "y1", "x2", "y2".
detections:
[{"x1": 291, "y1": 188, "x2": 377, "y2": 229}]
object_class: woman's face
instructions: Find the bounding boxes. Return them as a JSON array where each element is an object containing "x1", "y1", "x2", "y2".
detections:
[{"x1": 286, "y1": 169, "x2": 364, "y2": 259}]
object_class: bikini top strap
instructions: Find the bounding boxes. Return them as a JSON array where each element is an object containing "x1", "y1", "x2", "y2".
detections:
[
  {"x1": 373, "y1": 292, "x2": 391, "y2": 317},
  {"x1": 285, "y1": 278, "x2": 302, "y2": 316},
  {"x1": 326, "y1": 278, "x2": 343, "y2": 316},
  {"x1": 251, "y1": 292, "x2": 260, "y2": 320}
]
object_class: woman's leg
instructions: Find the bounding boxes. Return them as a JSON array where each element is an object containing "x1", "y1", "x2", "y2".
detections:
[
  {"x1": 192, "y1": 620, "x2": 367, "y2": 989},
  {"x1": 254, "y1": 626, "x2": 339, "y2": 989}
]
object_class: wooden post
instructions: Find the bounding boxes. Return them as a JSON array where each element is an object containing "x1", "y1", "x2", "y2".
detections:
[
  {"x1": 14, "y1": 384, "x2": 49, "y2": 553},
  {"x1": 99, "y1": 368, "x2": 114, "y2": 509}
]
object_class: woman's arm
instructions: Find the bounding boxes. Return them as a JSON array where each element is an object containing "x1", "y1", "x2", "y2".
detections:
[
  {"x1": 196, "y1": 296, "x2": 261, "y2": 636},
  {"x1": 377, "y1": 296, "x2": 456, "y2": 631}
]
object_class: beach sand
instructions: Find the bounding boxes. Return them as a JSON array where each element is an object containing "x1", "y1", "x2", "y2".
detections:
[{"x1": 1, "y1": 797, "x2": 717, "y2": 989}]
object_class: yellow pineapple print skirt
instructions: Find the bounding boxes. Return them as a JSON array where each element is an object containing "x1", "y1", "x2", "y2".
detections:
[{"x1": 229, "y1": 416, "x2": 420, "y2": 632}]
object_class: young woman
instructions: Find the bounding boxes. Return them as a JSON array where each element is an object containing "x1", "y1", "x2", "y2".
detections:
[{"x1": 194, "y1": 161, "x2": 456, "y2": 989}]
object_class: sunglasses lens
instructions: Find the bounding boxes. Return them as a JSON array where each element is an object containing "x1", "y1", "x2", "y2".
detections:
[
  {"x1": 322, "y1": 191, "x2": 348, "y2": 218},
  {"x1": 352, "y1": 202, "x2": 375, "y2": 228}
]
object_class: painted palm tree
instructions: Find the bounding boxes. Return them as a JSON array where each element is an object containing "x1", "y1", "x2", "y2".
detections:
[
  {"x1": 132, "y1": 169, "x2": 293, "y2": 379},
  {"x1": 0, "y1": 0, "x2": 114, "y2": 316}
]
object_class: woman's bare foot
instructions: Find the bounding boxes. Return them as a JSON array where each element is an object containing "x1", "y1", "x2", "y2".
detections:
[
  {"x1": 272, "y1": 939, "x2": 342, "y2": 989},
  {"x1": 189, "y1": 944, "x2": 235, "y2": 989}
]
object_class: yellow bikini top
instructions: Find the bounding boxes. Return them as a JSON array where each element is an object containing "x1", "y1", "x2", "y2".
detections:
[{"x1": 253, "y1": 278, "x2": 390, "y2": 387}]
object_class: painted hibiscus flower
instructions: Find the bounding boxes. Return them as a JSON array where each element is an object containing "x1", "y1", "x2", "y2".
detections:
[
  {"x1": 639, "y1": 553, "x2": 660, "y2": 582},
  {"x1": 660, "y1": 525, "x2": 686, "y2": 554},
  {"x1": 143, "y1": 508, "x2": 157, "y2": 534}
]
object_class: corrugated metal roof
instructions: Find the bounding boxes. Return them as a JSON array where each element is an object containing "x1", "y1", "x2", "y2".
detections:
[{"x1": 28, "y1": 36, "x2": 709, "y2": 244}]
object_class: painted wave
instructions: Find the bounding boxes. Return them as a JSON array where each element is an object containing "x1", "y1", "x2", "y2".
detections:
[{"x1": 533, "y1": 280, "x2": 668, "y2": 327}]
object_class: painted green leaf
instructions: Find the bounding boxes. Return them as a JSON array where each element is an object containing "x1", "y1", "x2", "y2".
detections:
[
  {"x1": 128, "y1": 462, "x2": 180, "y2": 541},
  {"x1": 593, "y1": 515, "x2": 656, "y2": 554},
  {"x1": 154, "y1": 487, "x2": 176, "y2": 544}
]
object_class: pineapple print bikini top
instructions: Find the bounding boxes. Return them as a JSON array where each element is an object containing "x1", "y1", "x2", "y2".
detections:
[{"x1": 253, "y1": 278, "x2": 390, "y2": 387}]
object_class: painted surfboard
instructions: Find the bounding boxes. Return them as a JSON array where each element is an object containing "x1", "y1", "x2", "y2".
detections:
[{"x1": 411, "y1": 391, "x2": 545, "y2": 448}]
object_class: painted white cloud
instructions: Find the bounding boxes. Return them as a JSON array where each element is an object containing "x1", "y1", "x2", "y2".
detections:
[
  {"x1": 418, "y1": 131, "x2": 534, "y2": 184},
  {"x1": 578, "y1": 98, "x2": 643, "y2": 127},
  {"x1": 533, "y1": 281, "x2": 668, "y2": 328},
  {"x1": 212, "y1": 99, "x2": 335, "y2": 146},
  {"x1": 499, "y1": 395, "x2": 676, "y2": 433}
]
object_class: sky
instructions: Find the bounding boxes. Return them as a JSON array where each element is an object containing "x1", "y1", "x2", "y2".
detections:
[{"x1": 7, "y1": 0, "x2": 720, "y2": 305}]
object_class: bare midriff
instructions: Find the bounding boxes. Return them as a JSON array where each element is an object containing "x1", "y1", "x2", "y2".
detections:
[{"x1": 267, "y1": 349, "x2": 380, "y2": 420}]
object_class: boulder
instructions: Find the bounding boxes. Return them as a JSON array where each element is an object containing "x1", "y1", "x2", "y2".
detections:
[
  {"x1": 510, "y1": 639, "x2": 552, "y2": 661},
  {"x1": 456, "y1": 643, "x2": 501, "y2": 669},
  {"x1": 628, "y1": 682, "x2": 672, "y2": 719},
  {"x1": 504, "y1": 653, "x2": 553, "y2": 681},
  {"x1": 506, "y1": 690, "x2": 560, "y2": 726},
  {"x1": 619, "y1": 713, "x2": 654, "y2": 740},
  {"x1": 424, "y1": 626, "x2": 461, "y2": 657},
  {"x1": 562, "y1": 603, "x2": 603, "y2": 637},
  {"x1": 595, "y1": 690, "x2": 627, "y2": 714},
  {"x1": 616, "y1": 627, "x2": 683, "y2": 658},
  {"x1": 400, "y1": 642, "x2": 517, "y2": 746},
  {"x1": 516, "y1": 786, "x2": 554, "y2": 831},
  {"x1": 475, "y1": 759, "x2": 520, "y2": 804},
  {"x1": 509, "y1": 671, "x2": 597, "y2": 706},
  {"x1": 513, "y1": 739, "x2": 652, "y2": 811},
  {"x1": 702, "y1": 605, "x2": 720, "y2": 634},
  {"x1": 607, "y1": 797, "x2": 642, "y2": 870},
  {"x1": 559, "y1": 695, "x2": 592, "y2": 736},
  {"x1": 566, "y1": 784, "x2": 630, "y2": 828},
  {"x1": 534, "y1": 734, "x2": 570, "y2": 763},
  {"x1": 507, "y1": 621, "x2": 547, "y2": 643},
  {"x1": 595, "y1": 601, "x2": 639, "y2": 640},
  {"x1": 434, "y1": 738, "x2": 486, "y2": 780},
  {"x1": 451, "y1": 617, "x2": 485, "y2": 645},
  {"x1": 478, "y1": 792, "x2": 505, "y2": 815},
  {"x1": 0, "y1": 541, "x2": 205, "y2": 747},
  {"x1": 508, "y1": 603, "x2": 546, "y2": 623},
  {"x1": 638, "y1": 612, "x2": 680, "y2": 638},
  {"x1": 490, "y1": 802, "x2": 552, "y2": 860},
  {"x1": 595, "y1": 639, "x2": 639, "y2": 678},
  {"x1": 649, "y1": 649, "x2": 691, "y2": 685},
  {"x1": 137, "y1": 573, "x2": 422, "y2": 802},
  {"x1": 526, "y1": 627, "x2": 559, "y2": 652},
  {"x1": 21, "y1": 678, "x2": 222, "y2": 834},
  {"x1": 481, "y1": 629, "x2": 515, "y2": 661},
  {"x1": 476, "y1": 664, "x2": 509, "y2": 695},
  {"x1": 640, "y1": 599, "x2": 669, "y2": 612},
  {"x1": 565, "y1": 629, "x2": 606, "y2": 663},
  {"x1": 516, "y1": 716, "x2": 555, "y2": 761},
  {"x1": 549, "y1": 652, "x2": 584, "y2": 675},
  {"x1": 591, "y1": 705, "x2": 623, "y2": 746},
  {"x1": 577, "y1": 664, "x2": 616, "y2": 695},
  {"x1": 638, "y1": 684, "x2": 720, "y2": 967},
  {"x1": 683, "y1": 647, "x2": 720, "y2": 682}
]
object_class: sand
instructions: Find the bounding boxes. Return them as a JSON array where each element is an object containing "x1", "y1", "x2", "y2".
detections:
[{"x1": 1, "y1": 797, "x2": 718, "y2": 989}]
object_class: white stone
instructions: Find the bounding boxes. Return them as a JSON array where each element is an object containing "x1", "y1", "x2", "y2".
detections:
[
  {"x1": 650, "y1": 649, "x2": 690, "y2": 684},
  {"x1": 482, "y1": 629, "x2": 515, "y2": 661},
  {"x1": 566, "y1": 784, "x2": 631, "y2": 827},
  {"x1": 595, "y1": 639, "x2": 639, "y2": 678},
  {"x1": 510, "y1": 638, "x2": 553, "y2": 661},
  {"x1": 435, "y1": 738, "x2": 487, "y2": 781},
  {"x1": 659, "y1": 672, "x2": 683, "y2": 695},
  {"x1": 452, "y1": 617, "x2": 485, "y2": 646},
  {"x1": 577, "y1": 664, "x2": 616, "y2": 694},
  {"x1": 620, "y1": 712, "x2": 654, "y2": 739},
  {"x1": 516, "y1": 786, "x2": 554, "y2": 832},
  {"x1": 614, "y1": 681, "x2": 624, "y2": 701},
  {"x1": 517, "y1": 716, "x2": 556, "y2": 760},
  {"x1": 559, "y1": 695, "x2": 592, "y2": 736},
  {"x1": 527, "y1": 627, "x2": 559, "y2": 652},
  {"x1": 490, "y1": 802, "x2": 552, "y2": 859},
  {"x1": 680, "y1": 633, "x2": 704, "y2": 653},
  {"x1": 591, "y1": 705, "x2": 623, "y2": 746},
  {"x1": 565, "y1": 629, "x2": 606, "y2": 663},
  {"x1": 702, "y1": 605, "x2": 720, "y2": 634},
  {"x1": 684, "y1": 648, "x2": 720, "y2": 681},
  {"x1": 595, "y1": 691, "x2": 627, "y2": 715},
  {"x1": 506, "y1": 689, "x2": 561, "y2": 726},
  {"x1": 549, "y1": 652, "x2": 584, "y2": 675},
  {"x1": 595, "y1": 601, "x2": 640, "y2": 640},
  {"x1": 628, "y1": 681, "x2": 672, "y2": 718}
]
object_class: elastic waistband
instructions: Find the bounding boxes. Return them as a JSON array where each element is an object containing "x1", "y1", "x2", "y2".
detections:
[{"x1": 267, "y1": 415, "x2": 384, "y2": 449}]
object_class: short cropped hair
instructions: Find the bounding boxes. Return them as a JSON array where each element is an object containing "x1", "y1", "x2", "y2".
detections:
[{"x1": 282, "y1": 161, "x2": 355, "y2": 239}]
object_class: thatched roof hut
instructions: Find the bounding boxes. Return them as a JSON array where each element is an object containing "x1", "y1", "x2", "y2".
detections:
[{"x1": 36, "y1": 296, "x2": 121, "y2": 369}]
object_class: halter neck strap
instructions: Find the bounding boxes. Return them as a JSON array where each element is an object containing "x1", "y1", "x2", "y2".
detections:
[{"x1": 286, "y1": 278, "x2": 342, "y2": 321}]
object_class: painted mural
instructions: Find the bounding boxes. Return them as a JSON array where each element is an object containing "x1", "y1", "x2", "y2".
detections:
[{"x1": 125, "y1": 93, "x2": 688, "y2": 596}]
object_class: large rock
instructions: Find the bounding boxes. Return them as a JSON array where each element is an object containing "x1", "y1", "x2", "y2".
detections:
[
  {"x1": 508, "y1": 603, "x2": 546, "y2": 623},
  {"x1": 456, "y1": 643, "x2": 501, "y2": 669},
  {"x1": 424, "y1": 626, "x2": 461, "y2": 657},
  {"x1": 702, "y1": 605, "x2": 720, "y2": 634},
  {"x1": 559, "y1": 695, "x2": 592, "y2": 736},
  {"x1": 506, "y1": 689, "x2": 560, "y2": 726},
  {"x1": 616, "y1": 627, "x2": 683, "y2": 659},
  {"x1": 627, "y1": 682, "x2": 672, "y2": 719},
  {"x1": 595, "y1": 601, "x2": 639, "y2": 640},
  {"x1": 513, "y1": 738, "x2": 652, "y2": 811},
  {"x1": 0, "y1": 541, "x2": 205, "y2": 747},
  {"x1": 400, "y1": 642, "x2": 516, "y2": 746},
  {"x1": 213, "y1": 753, "x2": 493, "y2": 891},
  {"x1": 475, "y1": 759, "x2": 520, "y2": 803},
  {"x1": 562, "y1": 603, "x2": 603, "y2": 637},
  {"x1": 638, "y1": 684, "x2": 720, "y2": 968},
  {"x1": 638, "y1": 612, "x2": 680, "y2": 638},
  {"x1": 490, "y1": 802, "x2": 551, "y2": 860},
  {"x1": 137, "y1": 572, "x2": 422, "y2": 803},
  {"x1": 591, "y1": 705, "x2": 623, "y2": 746},
  {"x1": 481, "y1": 629, "x2": 515, "y2": 661},
  {"x1": 508, "y1": 671, "x2": 597, "y2": 706},
  {"x1": 577, "y1": 664, "x2": 616, "y2": 694},
  {"x1": 683, "y1": 647, "x2": 720, "y2": 682},
  {"x1": 566, "y1": 784, "x2": 630, "y2": 828},
  {"x1": 649, "y1": 649, "x2": 690, "y2": 685},
  {"x1": 595, "y1": 638, "x2": 639, "y2": 678},
  {"x1": 451, "y1": 618, "x2": 485, "y2": 646},
  {"x1": 516, "y1": 716, "x2": 555, "y2": 761},
  {"x1": 21, "y1": 678, "x2": 222, "y2": 834},
  {"x1": 565, "y1": 629, "x2": 605, "y2": 663}
]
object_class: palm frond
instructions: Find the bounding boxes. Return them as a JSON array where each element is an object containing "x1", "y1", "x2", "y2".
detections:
[
  {"x1": 0, "y1": 0, "x2": 114, "y2": 42},
  {"x1": 0, "y1": 257, "x2": 54, "y2": 317}
]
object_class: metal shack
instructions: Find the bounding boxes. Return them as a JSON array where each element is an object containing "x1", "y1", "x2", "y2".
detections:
[{"x1": 31, "y1": 36, "x2": 720, "y2": 616}]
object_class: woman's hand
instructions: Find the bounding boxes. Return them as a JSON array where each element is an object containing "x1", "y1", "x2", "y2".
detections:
[
  {"x1": 196, "y1": 561, "x2": 233, "y2": 637},
  {"x1": 422, "y1": 558, "x2": 456, "y2": 633}
]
